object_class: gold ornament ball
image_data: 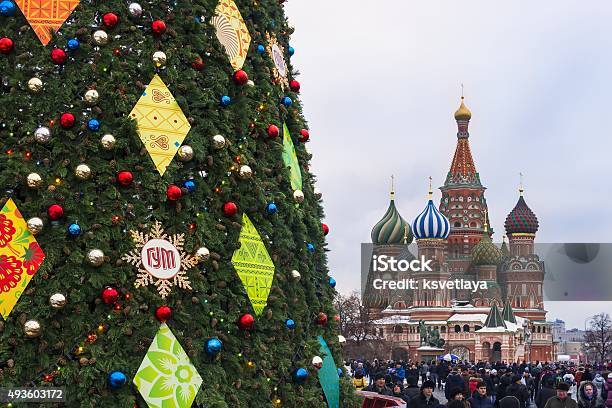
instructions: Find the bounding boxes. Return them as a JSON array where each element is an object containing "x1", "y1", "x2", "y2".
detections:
[
  {"x1": 238, "y1": 165, "x2": 252, "y2": 179},
  {"x1": 75, "y1": 164, "x2": 92, "y2": 180},
  {"x1": 24, "y1": 320, "x2": 42, "y2": 338},
  {"x1": 196, "y1": 246, "x2": 210, "y2": 262},
  {"x1": 84, "y1": 89, "x2": 99, "y2": 105},
  {"x1": 49, "y1": 293, "x2": 67, "y2": 309},
  {"x1": 27, "y1": 77, "x2": 43, "y2": 93},
  {"x1": 34, "y1": 126, "x2": 51, "y2": 143},
  {"x1": 152, "y1": 51, "x2": 167, "y2": 67},
  {"x1": 313, "y1": 187, "x2": 322, "y2": 200},
  {"x1": 212, "y1": 134, "x2": 226, "y2": 149},
  {"x1": 178, "y1": 145, "x2": 194, "y2": 162},
  {"x1": 101, "y1": 134, "x2": 116, "y2": 150},
  {"x1": 27, "y1": 172, "x2": 43, "y2": 189},
  {"x1": 291, "y1": 270, "x2": 301, "y2": 280},
  {"x1": 293, "y1": 189, "x2": 304, "y2": 203},
  {"x1": 87, "y1": 249, "x2": 105, "y2": 266},
  {"x1": 27, "y1": 217, "x2": 44, "y2": 235},
  {"x1": 93, "y1": 30, "x2": 109, "y2": 45}
]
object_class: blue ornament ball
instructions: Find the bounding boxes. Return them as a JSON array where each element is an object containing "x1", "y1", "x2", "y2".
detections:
[
  {"x1": 281, "y1": 96, "x2": 292, "y2": 107},
  {"x1": 329, "y1": 276, "x2": 336, "y2": 288},
  {"x1": 87, "y1": 119, "x2": 100, "y2": 131},
  {"x1": 68, "y1": 223, "x2": 81, "y2": 236},
  {"x1": 0, "y1": 0, "x2": 16, "y2": 16},
  {"x1": 288, "y1": 46, "x2": 295, "y2": 56},
  {"x1": 306, "y1": 243, "x2": 315, "y2": 253},
  {"x1": 285, "y1": 318, "x2": 295, "y2": 329},
  {"x1": 294, "y1": 367, "x2": 308, "y2": 382},
  {"x1": 67, "y1": 38, "x2": 80, "y2": 50},
  {"x1": 220, "y1": 95, "x2": 231, "y2": 106},
  {"x1": 107, "y1": 371, "x2": 127, "y2": 389},
  {"x1": 337, "y1": 368, "x2": 344, "y2": 377},
  {"x1": 183, "y1": 180, "x2": 196, "y2": 192},
  {"x1": 266, "y1": 203, "x2": 278, "y2": 215},
  {"x1": 205, "y1": 338, "x2": 222, "y2": 355},
  {"x1": 256, "y1": 44, "x2": 265, "y2": 54}
]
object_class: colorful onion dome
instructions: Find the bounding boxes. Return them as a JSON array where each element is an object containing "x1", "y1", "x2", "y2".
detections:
[
  {"x1": 412, "y1": 183, "x2": 450, "y2": 240},
  {"x1": 472, "y1": 223, "x2": 502, "y2": 266},
  {"x1": 363, "y1": 289, "x2": 388, "y2": 309},
  {"x1": 454, "y1": 96, "x2": 472, "y2": 121},
  {"x1": 504, "y1": 188, "x2": 538, "y2": 235},
  {"x1": 371, "y1": 189, "x2": 413, "y2": 245}
]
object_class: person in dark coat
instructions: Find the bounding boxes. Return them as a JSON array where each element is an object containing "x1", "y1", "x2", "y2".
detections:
[
  {"x1": 544, "y1": 383, "x2": 578, "y2": 408},
  {"x1": 536, "y1": 378, "x2": 558, "y2": 408},
  {"x1": 364, "y1": 373, "x2": 393, "y2": 396},
  {"x1": 506, "y1": 375, "x2": 530, "y2": 408},
  {"x1": 405, "y1": 376, "x2": 421, "y2": 401},
  {"x1": 392, "y1": 382, "x2": 409, "y2": 403},
  {"x1": 411, "y1": 380, "x2": 440, "y2": 408},
  {"x1": 447, "y1": 370, "x2": 468, "y2": 401},
  {"x1": 577, "y1": 381, "x2": 603, "y2": 408},
  {"x1": 470, "y1": 381, "x2": 494, "y2": 408},
  {"x1": 498, "y1": 396, "x2": 521, "y2": 408}
]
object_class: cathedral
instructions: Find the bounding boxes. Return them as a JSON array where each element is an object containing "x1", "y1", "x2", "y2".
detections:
[{"x1": 365, "y1": 97, "x2": 555, "y2": 363}]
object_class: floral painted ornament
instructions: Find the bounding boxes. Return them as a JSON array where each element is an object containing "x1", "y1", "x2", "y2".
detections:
[
  {"x1": 266, "y1": 32, "x2": 289, "y2": 89},
  {"x1": 134, "y1": 323, "x2": 203, "y2": 408},
  {"x1": 0, "y1": 199, "x2": 45, "y2": 319},
  {"x1": 122, "y1": 221, "x2": 198, "y2": 299}
]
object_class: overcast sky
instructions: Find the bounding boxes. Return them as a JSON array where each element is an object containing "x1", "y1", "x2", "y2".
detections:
[{"x1": 284, "y1": 1, "x2": 612, "y2": 330}]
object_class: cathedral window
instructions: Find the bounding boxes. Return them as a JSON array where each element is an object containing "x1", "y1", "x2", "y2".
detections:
[
  {"x1": 475, "y1": 325, "x2": 482, "y2": 331},
  {"x1": 463, "y1": 324, "x2": 470, "y2": 332},
  {"x1": 454, "y1": 222, "x2": 461, "y2": 228},
  {"x1": 441, "y1": 326, "x2": 446, "y2": 333},
  {"x1": 393, "y1": 325, "x2": 403, "y2": 334},
  {"x1": 454, "y1": 325, "x2": 461, "y2": 333},
  {"x1": 459, "y1": 196, "x2": 464, "y2": 202}
]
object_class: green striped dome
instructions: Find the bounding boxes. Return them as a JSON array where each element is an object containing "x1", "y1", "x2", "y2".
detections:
[
  {"x1": 371, "y1": 197, "x2": 412, "y2": 244},
  {"x1": 472, "y1": 229, "x2": 502, "y2": 266}
]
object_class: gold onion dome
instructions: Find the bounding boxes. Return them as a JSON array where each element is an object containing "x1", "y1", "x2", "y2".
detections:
[
  {"x1": 454, "y1": 97, "x2": 472, "y2": 121},
  {"x1": 471, "y1": 223, "x2": 502, "y2": 266}
]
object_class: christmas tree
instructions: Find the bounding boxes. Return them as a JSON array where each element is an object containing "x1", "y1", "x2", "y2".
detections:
[{"x1": 0, "y1": 0, "x2": 357, "y2": 406}]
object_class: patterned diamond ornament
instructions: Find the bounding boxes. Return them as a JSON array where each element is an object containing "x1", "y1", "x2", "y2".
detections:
[
  {"x1": 129, "y1": 75, "x2": 191, "y2": 176},
  {"x1": 231, "y1": 214, "x2": 275, "y2": 316},
  {"x1": 15, "y1": 0, "x2": 81, "y2": 46},
  {"x1": 282, "y1": 123, "x2": 302, "y2": 191},
  {"x1": 211, "y1": 0, "x2": 251, "y2": 71},
  {"x1": 317, "y1": 336, "x2": 340, "y2": 408},
  {"x1": 134, "y1": 323, "x2": 203, "y2": 408},
  {"x1": 0, "y1": 199, "x2": 45, "y2": 319}
]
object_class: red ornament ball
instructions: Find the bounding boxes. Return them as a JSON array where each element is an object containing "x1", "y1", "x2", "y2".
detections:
[
  {"x1": 102, "y1": 12, "x2": 119, "y2": 28},
  {"x1": 192, "y1": 57, "x2": 204, "y2": 71},
  {"x1": 101, "y1": 286, "x2": 119, "y2": 304},
  {"x1": 267, "y1": 124, "x2": 279, "y2": 139},
  {"x1": 233, "y1": 69, "x2": 249, "y2": 85},
  {"x1": 155, "y1": 305, "x2": 172, "y2": 322},
  {"x1": 316, "y1": 312, "x2": 328, "y2": 326},
  {"x1": 51, "y1": 48, "x2": 67, "y2": 64},
  {"x1": 289, "y1": 79, "x2": 301, "y2": 92},
  {"x1": 60, "y1": 112, "x2": 75, "y2": 128},
  {"x1": 223, "y1": 201, "x2": 238, "y2": 217},
  {"x1": 166, "y1": 184, "x2": 182, "y2": 201},
  {"x1": 116, "y1": 171, "x2": 133, "y2": 186},
  {"x1": 298, "y1": 129, "x2": 310, "y2": 143},
  {"x1": 237, "y1": 313, "x2": 255, "y2": 330},
  {"x1": 47, "y1": 204, "x2": 64, "y2": 220},
  {"x1": 151, "y1": 20, "x2": 166, "y2": 35},
  {"x1": 333, "y1": 314, "x2": 341, "y2": 322},
  {"x1": 321, "y1": 223, "x2": 329, "y2": 236},
  {"x1": 0, "y1": 37, "x2": 14, "y2": 54}
]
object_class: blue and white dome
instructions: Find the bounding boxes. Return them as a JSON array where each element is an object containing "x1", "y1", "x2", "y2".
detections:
[{"x1": 412, "y1": 196, "x2": 450, "y2": 240}]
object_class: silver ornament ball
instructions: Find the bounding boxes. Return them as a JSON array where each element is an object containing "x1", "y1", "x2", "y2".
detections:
[
  {"x1": 291, "y1": 270, "x2": 301, "y2": 280},
  {"x1": 312, "y1": 356, "x2": 323, "y2": 368},
  {"x1": 84, "y1": 89, "x2": 99, "y2": 104},
  {"x1": 152, "y1": 51, "x2": 167, "y2": 67},
  {"x1": 24, "y1": 320, "x2": 42, "y2": 338},
  {"x1": 293, "y1": 189, "x2": 304, "y2": 203},
  {"x1": 212, "y1": 134, "x2": 226, "y2": 149},
  {"x1": 27, "y1": 77, "x2": 43, "y2": 93},
  {"x1": 101, "y1": 134, "x2": 116, "y2": 150},
  {"x1": 178, "y1": 145, "x2": 194, "y2": 162},
  {"x1": 314, "y1": 187, "x2": 322, "y2": 200},
  {"x1": 27, "y1": 172, "x2": 43, "y2": 188},
  {"x1": 338, "y1": 335, "x2": 347, "y2": 344},
  {"x1": 34, "y1": 126, "x2": 51, "y2": 143},
  {"x1": 87, "y1": 249, "x2": 105, "y2": 266},
  {"x1": 238, "y1": 165, "x2": 252, "y2": 179},
  {"x1": 128, "y1": 2, "x2": 143, "y2": 17},
  {"x1": 49, "y1": 293, "x2": 67, "y2": 309},
  {"x1": 93, "y1": 30, "x2": 109, "y2": 45},
  {"x1": 195, "y1": 246, "x2": 210, "y2": 262},
  {"x1": 27, "y1": 217, "x2": 44, "y2": 235}
]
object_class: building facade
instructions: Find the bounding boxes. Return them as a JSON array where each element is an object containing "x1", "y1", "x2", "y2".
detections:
[{"x1": 365, "y1": 98, "x2": 555, "y2": 363}]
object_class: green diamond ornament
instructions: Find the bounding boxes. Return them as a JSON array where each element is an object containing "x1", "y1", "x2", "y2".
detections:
[
  {"x1": 231, "y1": 214, "x2": 275, "y2": 316},
  {"x1": 282, "y1": 123, "x2": 302, "y2": 191},
  {"x1": 133, "y1": 323, "x2": 203, "y2": 408}
]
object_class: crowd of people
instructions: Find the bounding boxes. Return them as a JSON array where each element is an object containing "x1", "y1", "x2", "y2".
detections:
[{"x1": 347, "y1": 359, "x2": 612, "y2": 408}]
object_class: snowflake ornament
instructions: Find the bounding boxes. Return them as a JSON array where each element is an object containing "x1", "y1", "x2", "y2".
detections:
[{"x1": 122, "y1": 221, "x2": 198, "y2": 299}]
